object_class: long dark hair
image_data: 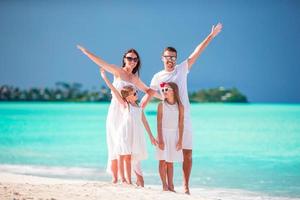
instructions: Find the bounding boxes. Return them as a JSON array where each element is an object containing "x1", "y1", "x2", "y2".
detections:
[{"x1": 122, "y1": 49, "x2": 141, "y2": 76}]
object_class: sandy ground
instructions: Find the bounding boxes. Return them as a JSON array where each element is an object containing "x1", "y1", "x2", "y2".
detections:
[{"x1": 1, "y1": 172, "x2": 298, "y2": 200}]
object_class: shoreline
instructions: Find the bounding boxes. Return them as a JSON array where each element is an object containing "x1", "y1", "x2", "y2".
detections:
[{"x1": 1, "y1": 172, "x2": 299, "y2": 200}]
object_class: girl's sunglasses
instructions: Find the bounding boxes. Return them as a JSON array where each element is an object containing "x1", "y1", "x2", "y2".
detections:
[
  {"x1": 125, "y1": 56, "x2": 138, "y2": 63},
  {"x1": 161, "y1": 87, "x2": 173, "y2": 93}
]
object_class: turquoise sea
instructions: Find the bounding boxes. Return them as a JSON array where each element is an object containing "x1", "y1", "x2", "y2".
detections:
[{"x1": 0, "y1": 102, "x2": 300, "y2": 198}]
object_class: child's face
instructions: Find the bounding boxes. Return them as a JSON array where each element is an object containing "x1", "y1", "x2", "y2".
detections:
[
  {"x1": 126, "y1": 90, "x2": 138, "y2": 102},
  {"x1": 161, "y1": 85, "x2": 174, "y2": 99}
]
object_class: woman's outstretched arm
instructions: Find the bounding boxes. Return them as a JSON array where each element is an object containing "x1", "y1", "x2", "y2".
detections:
[
  {"x1": 187, "y1": 23, "x2": 222, "y2": 70},
  {"x1": 77, "y1": 45, "x2": 122, "y2": 77},
  {"x1": 99, "y1": 68, "x2": 127, "y2": 107}
]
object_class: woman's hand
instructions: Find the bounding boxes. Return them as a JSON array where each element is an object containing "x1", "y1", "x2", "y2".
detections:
[
  {"x1": 210, "y1": 23, "x2": 223, "y2": 38},
  {"x1": 99, "y1": 68, "x2": 106, "y2": 79},
  {"x1": 77, "y1": 45, "x2": 88, "y2": 54}
]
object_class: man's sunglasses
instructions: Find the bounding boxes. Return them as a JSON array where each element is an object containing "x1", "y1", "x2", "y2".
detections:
[{"x1": 163, "y1": 56, "x2": 177, "y2": 61}]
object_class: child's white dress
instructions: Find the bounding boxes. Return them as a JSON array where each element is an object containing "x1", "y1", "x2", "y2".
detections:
[
  {"x1": 116, "y1": 104, "x2": 148, "y2": 161},
  {"x1": 156, "y1": 101, "x2": 183, "y2": 162}
]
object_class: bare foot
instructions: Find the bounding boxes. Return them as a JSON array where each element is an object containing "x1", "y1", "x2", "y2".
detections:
[
  {"x1": 162, "y1": 184, "x2": 168, "y2": 191},
  {"x1": 184, "y1": 188, "x2": 190, "y2": 195},
  {"x1": 136, "y1": 180, "x2": 144, "y2": 187},
  {"x1": 168, "y1": 185, "x2": 176, "y2": 193},
  {"x1": 112, "y1": 178, "x2": 118, "y2": 184}
]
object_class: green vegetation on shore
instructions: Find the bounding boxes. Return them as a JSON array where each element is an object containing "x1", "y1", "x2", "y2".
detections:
[{"x1": 0, "y1": 83, "x2": 247, "y2": 103}]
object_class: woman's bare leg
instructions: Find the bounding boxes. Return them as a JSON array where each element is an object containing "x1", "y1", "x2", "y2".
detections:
[
  {"x1": 118, "y1": 155, "x2": 126, "y2": 183},
  {"x1": 111, "y1": 159, "x2": 118, "y2": 183},
  {"x1": 124, "y1": 155, "x2": 132, "y2": 184}
]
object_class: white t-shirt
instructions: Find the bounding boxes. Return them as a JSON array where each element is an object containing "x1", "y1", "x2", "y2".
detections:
[{"x1": 150, "y1": 60, "x2": 193, "y2": 149}]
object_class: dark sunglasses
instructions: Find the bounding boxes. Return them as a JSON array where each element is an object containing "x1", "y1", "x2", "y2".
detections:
[
  {"x1": 163, "y1": 56, "x2": 177, "y2": 61},
  {"x1": 161, "y1": 87, "x2": 173, "y2": 93},
  {"x1": 125, "y1": 56, "x2": 138, "y2": 62}
]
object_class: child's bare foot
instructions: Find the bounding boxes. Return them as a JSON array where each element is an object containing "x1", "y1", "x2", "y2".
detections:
[
  {"x1": 136, "y1": 180, "x2": 144, "y2": 187},
  {"x1": 162, "y1": 184, "x2": 168, "y2": 191},
  {"x1": 184, "y1": 188, "x2": 190, "y2": 195},
  {"x1": 168, "y1": 185, "x2": 176, "y2": 192}
]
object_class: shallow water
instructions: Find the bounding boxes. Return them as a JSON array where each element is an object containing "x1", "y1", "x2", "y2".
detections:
[{"x1": 0, "y1": 102, "x2": 299, "y2": 198}]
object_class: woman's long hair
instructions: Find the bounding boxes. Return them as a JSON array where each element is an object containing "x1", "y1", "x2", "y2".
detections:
[{"x1": 122, "y1": 49, "x2": 141, "y2": 76}]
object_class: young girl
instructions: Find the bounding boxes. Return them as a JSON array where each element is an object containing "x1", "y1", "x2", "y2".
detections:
[
  {"x1": 156, "y1": 82, "x2": 184, "y2": 192},
  {"x1": 100, "y1": 68, "x2": 157, "y2": 185}
]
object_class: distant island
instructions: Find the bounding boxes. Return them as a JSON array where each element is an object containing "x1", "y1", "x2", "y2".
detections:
[{"x1": 0, "y1": 82, "x2": 248, "y2": 103}]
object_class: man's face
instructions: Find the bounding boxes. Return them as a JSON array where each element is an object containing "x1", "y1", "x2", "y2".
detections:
[{"x1": 162, "y1": 50, "x2": 177, "y2": 72}]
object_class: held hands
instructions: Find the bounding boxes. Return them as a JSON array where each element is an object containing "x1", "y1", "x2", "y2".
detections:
[
  {"x1": 150, "y1": 135, "x2": 158, "y2": 146},
  {"x1": 210, "y1": 23, "x2": 223, "y2": 38},
  {"x1": 158, "y1": 138, "x2": 165, "y2": 150},
  {"x1": 176, "y1": 140, "x2": 182, "y2": 151}
]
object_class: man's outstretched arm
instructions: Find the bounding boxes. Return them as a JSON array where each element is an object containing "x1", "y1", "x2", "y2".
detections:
[{"x1": 187, "y1": 23, "x2": 223, "y2": 70}]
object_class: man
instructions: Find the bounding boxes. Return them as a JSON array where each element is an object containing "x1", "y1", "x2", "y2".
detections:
[{"x1": 141, "y1": 23, "x2": 222, "y2": 194}]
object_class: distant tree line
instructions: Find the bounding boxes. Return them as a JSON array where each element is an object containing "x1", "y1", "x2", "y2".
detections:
[
  {"x1": 0, "y1": 83, "x2": 247, "y2": 103},
  {"x1": 0, "y1": 82, "x2": 111, "y2": 102}
]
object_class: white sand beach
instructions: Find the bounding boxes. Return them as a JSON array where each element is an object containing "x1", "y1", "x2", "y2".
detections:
[{"x1": 1, "y1": 172, "x2": 298, "y2": 200}]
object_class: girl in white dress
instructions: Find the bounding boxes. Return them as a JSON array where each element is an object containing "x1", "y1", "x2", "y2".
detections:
[
  {"x1": 156, "y1": 82, "x2": 184, "y2": 192},
  {"x1": 100, "y1": 68, "x2": 157, "y2": 185},
  {"x1": 77, "y1": 46, "x2": 157, "y2": 184}
]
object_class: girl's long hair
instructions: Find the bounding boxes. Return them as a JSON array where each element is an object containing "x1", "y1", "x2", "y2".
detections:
[{"x1": 165, "y1": 82, "x2": 183, "y2": 108}]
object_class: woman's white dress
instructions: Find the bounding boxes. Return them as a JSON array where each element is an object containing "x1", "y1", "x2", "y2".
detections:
[
  {"x1": 106, "y1": 77, "x2": 135, "y2": 171},
  {"x1": 156, "y1": 101, "x2": 183, "y2": 162},
  {"x1": 106, "y1": 77, "x2": 147, "y2": 175}
]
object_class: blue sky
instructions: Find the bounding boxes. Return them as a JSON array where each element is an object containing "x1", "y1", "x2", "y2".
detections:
[{"x1": 0, "y1": 0, "x2": 299, "y2": 103}]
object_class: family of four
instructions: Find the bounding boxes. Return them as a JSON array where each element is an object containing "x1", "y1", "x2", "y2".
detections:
[{"x1": 77, "y1": 23, "x2": 222, "y2": 194}]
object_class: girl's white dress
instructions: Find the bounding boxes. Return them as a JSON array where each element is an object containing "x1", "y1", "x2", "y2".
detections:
[
  {"x1": 116, "y1": 104, "x2": 148, "y2": 161},
  {"x1": 156, "y1": 101, "x2": 183, "y2": 162}
]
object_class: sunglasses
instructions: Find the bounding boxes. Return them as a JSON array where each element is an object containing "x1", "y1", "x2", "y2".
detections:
[
  {"x1": 125, "y1": 56, "x2": 138, "y2": 63},
  {"x1": 163, "y1": 56, "x2": 177, "y2": 61},
  {"x1": 130, "y1": 91, "x2": 137, "y2": 96},
  {"x1": 161, "y1": 87, "x2": 173, "y2": 93}
]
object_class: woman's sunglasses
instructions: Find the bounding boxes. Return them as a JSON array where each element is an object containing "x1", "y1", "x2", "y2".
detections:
[{"x1": 125, "y1": 57, "x2": 138, "y2": 63}]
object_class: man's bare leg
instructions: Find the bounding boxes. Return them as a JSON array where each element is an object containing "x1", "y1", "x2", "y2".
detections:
[{"x1": 183, "y1": 149, "x2": 192, "y2": 194}]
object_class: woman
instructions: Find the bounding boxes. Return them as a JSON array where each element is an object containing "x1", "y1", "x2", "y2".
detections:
[{"x1": 77, "y1": 45, "x2": 157, "y2": 184}]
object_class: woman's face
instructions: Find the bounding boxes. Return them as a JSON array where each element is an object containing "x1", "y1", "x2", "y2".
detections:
[{"x1": 124, "y1": 52, "x2": 138, "y2": 70}]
